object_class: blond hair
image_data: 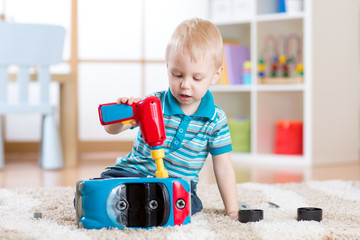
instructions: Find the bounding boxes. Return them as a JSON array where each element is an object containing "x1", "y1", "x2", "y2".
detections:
[{"x1": 165, "y1": 18, "x2": 223, "y2": 69}]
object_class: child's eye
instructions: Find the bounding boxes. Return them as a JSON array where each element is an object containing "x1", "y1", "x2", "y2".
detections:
[
  {"x1": 193, "y1": 76, "x2": 202, "y2": 81},
  {"x1": 173, "y1": 73, "x2": 182, "y2": 78}
]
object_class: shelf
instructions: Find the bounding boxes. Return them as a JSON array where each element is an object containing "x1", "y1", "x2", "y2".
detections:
[
  {"x1": 211, "y1": 84, "x2": 304, "y2": 92},
  {"x1": 256, "y1": 12, "x2": 304, "y2": 22},
  {"x1": 214, "y1": 19, "x2": 252, "y2": 26},
  {"x1": 209, "y1": 0, "x2": 360, "y2": 169},
  {"x1": 210, "y1": 85, "x2": 252, "y2": 92},
  {"x1": 214, "y1": 12, "x2": 304, "y2": 26},
  {"x1": 255, "y1": 84, "x2": 304, "y2": 91},
  {"x1": 231, "y1": 153, "x2": 310, "y2": 167}
]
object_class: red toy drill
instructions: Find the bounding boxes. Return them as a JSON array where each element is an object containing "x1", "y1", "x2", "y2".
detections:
[{"x1": 98, "y1": 96, "x2": 168, "y2": 178}]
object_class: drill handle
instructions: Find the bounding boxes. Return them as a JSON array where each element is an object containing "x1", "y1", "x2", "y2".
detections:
[{"x1": 98, "y1": 102, "x2": 137, "y2": 126}]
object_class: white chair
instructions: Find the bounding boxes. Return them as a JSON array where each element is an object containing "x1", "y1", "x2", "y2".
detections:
[{"x1": 0, "y1": 23, "x2": 65, "y2": 169}]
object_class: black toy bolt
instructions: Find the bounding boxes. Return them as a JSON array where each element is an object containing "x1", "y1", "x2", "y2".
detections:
[
  {"x1": 238, "y1": 209, "x2": 264, "y2": 223},
  {"x1": 297, "y1": 207, "x2": 322, "y2": 222}
]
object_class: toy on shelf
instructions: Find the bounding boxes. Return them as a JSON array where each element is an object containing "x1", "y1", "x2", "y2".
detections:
[
  {"x1": 228, "y1": 117, "x2": 251, "y2": 153},
  {"x1": 259, "y1": 34, "x2": 303, "y2": 84},
  {"x1": 285, "y1": 33, "x2": 303, "y2": 77},
  {"x1": 296, "y1": 63, "x2": 304, "y2": 76},
  {"x1": 274, "y1": 120, "x2": 303, "y2": 155},
  {"x1": 221, "y1": 42, "x2": 250, "y2": 85},
  {"x1": 270, "y1": 56, "x2": 279, "y2": 77},
  {"x1": 242, "y1": 61, "x2": 252, "y2": 85},
  {"x1": 265, "y1": 35, "x2": 279, "y2": 78},
  {"x1": 75, "y1": 96, "x2": 191, "y2": 230},
  {"x1": 279, "y1": 54, "x2": 289, "y2": 77},
  {"x1": 257, "y1": 57, "x2": 266, "y2": 79},
  {"x1": 99, "y1": 96, "x2": 168, "y2": 178}
]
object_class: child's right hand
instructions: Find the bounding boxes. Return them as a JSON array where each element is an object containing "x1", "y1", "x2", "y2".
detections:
[
  {"x1": 116, "y1": 97, "x2": 142, "y2": 106},
  {"x1": 116, "y1": 97, "x2": 142, "y2": 128}
]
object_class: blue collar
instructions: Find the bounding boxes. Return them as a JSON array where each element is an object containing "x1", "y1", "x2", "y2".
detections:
[{"x1": 162, "y1": 88, "x2": 216, "y2": 120}]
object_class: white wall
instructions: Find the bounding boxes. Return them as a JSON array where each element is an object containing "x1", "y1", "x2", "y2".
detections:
[{"x1": 311, "y1": 0, "x2": 360, "y2": 163}]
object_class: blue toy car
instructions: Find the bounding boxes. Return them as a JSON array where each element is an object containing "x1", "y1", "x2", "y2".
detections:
[{"x1": 75, "y1": 177, "x2": 191, "y2": 229}]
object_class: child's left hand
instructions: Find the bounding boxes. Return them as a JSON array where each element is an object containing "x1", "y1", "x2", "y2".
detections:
[{"x1": 227, "y1": 211, "x2": 238, "y2": 220}]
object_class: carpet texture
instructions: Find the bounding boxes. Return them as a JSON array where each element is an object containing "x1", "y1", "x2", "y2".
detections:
[{"x1": 1, "y1": 180, "x2": 360, "y2": 240}]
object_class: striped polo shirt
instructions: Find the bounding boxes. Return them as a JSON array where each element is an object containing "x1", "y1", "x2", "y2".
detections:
[{"x1": 112, "y1": 89, "x2": 232, "y2": 183}]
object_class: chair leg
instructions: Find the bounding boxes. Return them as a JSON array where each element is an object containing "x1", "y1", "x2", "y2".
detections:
[
  {"x1": 0, "y1": 116, "x2": 4, "y2": 169},
  {"x1": 40, "y1": 114, "x2": 63, "y2": 169}
]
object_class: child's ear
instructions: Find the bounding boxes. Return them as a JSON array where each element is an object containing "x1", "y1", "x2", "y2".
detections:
[{"x1": 211, "y1": 66, "x2": 224, "y2": 85}]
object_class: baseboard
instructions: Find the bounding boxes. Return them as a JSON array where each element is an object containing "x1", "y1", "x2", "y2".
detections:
[
  {"x1": 4, "y1": 142, "x2": 40, "y2": 153},
  {"x1": 4, "y1": 141, "x2": 133, "y2": 153}
]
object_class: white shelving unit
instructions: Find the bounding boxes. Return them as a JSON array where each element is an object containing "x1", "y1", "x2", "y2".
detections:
[{"x1": 209, "y1": 0, "x2": 359, "y2": 177}]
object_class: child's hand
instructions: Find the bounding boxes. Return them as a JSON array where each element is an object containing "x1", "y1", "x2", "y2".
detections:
[
  {"x1": 116, "y1": 97, "x2": 141, "y2": 106},
  {"x1": 116, "y1": 97, "x2": 142, "y2": 127},
  {"x1": 227, "y1": 211, "x2": 238, "y2": 220}
]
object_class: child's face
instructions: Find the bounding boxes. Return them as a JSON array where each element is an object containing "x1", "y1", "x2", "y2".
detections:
[{"x1": 167, "y1": 51, "x2": 222, "y2": 114}]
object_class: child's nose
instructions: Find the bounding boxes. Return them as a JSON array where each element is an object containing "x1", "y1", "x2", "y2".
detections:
[{"x1": 181, "y1": 79, "x2": 191, "y2": 89}]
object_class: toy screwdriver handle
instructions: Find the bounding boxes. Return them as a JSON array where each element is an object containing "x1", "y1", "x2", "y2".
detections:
[{"x1": 151, "y1": 147, "x2": 168, "y2": 178}]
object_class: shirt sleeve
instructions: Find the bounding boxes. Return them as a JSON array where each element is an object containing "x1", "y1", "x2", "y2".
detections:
[{"x1": 209, "y1": 108, "x2": 233, "y2": 156}]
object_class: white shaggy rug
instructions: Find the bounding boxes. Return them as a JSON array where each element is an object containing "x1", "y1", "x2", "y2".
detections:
[{"x1": 1, "y1": 180, "x2": 360, "y2": 240}]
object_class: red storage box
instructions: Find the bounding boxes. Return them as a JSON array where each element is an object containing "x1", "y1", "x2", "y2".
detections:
[{"x1": 274, "y1": 120, "x2": 303, "y2": 155}]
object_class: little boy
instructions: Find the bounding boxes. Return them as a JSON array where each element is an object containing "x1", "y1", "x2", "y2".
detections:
[{"x1": 102, "y1": 18, "x2": 238, "y2": 219}]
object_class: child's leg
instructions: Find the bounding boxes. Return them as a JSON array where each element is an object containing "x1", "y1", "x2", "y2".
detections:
[
  {"x1": 191, "y1": 193, "x2": 203, "y2": 215},
  {"x1": 190, "y1": 182, "x2": 203, "y2": 215}
]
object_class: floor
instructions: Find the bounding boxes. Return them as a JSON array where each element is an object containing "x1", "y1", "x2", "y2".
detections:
[{"x1": 0, "y1": 152, "x2": 360, "y2": 188}]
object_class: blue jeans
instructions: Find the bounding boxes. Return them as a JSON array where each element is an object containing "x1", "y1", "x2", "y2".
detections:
[{"x1": 101, "y1": 169, "x2": 203, "y2": 215}]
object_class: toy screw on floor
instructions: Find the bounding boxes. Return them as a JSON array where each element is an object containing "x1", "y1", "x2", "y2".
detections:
[{"x1": 99, "y1": 96, "x2": 168, "y2": 178}]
